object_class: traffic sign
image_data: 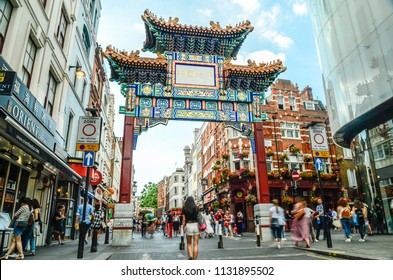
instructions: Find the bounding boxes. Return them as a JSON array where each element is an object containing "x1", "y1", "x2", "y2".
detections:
[
  {"x1": 292, "y1": 170, "x2": 300, "y2": 181},
  {"x1": 309, "y1": 126, "x2": 329, "y2": 152},
  {"x1": 76, "y1": 143, "x2": 100, "y2": 152},
  {"x1": 82, "y1": 151, "x2": 95, "y2": 167},
  {"x1": 76, "y1": 117, "x2": 102, "y2": 151},
  {"x1": 312, "y1": 150, "x2": 330, "y2": 158},
  {"x1": 314, "y1": 157, "x2": 324, "y2": 171}
]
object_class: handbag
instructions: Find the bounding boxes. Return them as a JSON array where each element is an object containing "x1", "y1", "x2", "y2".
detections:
[
  {"x1": 197, "y1": 213, "x2": 206, "y2": 232},
  {"x1": 28, "y1": 212, "x2": 35, "y2": 226},
  {"x1": 332, "y1": 219, "x2": 342, "y2": 229},
  {"x1": 15, "y1": 220, "x2": 28, "y2": 228},
  {"x1": 294, "y1": 208, "x2": 305, "y2": 219}
]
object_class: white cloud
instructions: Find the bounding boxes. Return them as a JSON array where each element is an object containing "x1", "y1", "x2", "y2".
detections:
[
  {"x1": 293, "y1": 1, "x2": 308, "y2": 16},
  {"x1": 234, "y1": 50, "x2": 286, "y2": 65},
  {"x1": 232, "y1": 0, "x2": 261, "y2": 15},
  {"x1": 254, "y1": 4, "x2": 294, "y2": 49}
]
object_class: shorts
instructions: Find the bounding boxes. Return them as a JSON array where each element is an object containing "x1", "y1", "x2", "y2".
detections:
[
  {"x1": 185, "y1": 222, "x2": 199, "y2": 236},
  {"x1": 13, "y1": 222, "x2": 25, "y2": 235}
]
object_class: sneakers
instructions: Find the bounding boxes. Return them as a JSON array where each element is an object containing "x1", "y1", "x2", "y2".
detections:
[
  {"x1": 315, "y1": 239, "x2": 319, "y2": 242},
  {"x1": 345, "y1": 238, "x2": 351, "y2": 242},
  {"x1": 277, "y1": 243, "x2": 281, "y2": 249},
  {"x1": 84, "y1": 240, "x2": 88, "y2": 245},
  {"x1": 359, "y1": 238, "x2": 365, "y2": 242}
]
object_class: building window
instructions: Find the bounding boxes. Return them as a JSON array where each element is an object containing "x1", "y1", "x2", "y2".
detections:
[
  {"x1": 21, "y1": 37, "x2": 37, "y2": 88},
  {"x1": 82, "y1": 25, "x2": 91, "y2": 54},
  {"x1": 56, "y1": 9, "x2": 67, "y2": 48},
  {"x1": 277, "y1": 94, "x2": 284, "y2": 110},
  {"x1": 65, "y1": 113, "x2": 74, "y2": 150},
  {"x1": 304, "y1": 101, "x2": 315, "y2": 110},
  {"x1": 45, "y1": 72, "x2": 57, "y2": 115},
  {"x1": 347, "y1": 169, "x2": 357, "y2": 188},
  {"x1": 234, "y1": 161, "x2": 240, "y2": 170},
  {"x1": 372, "y1": 143, "x2": 389, "y2": 160},
  {"x1": 280, "y1": 122, "x2": 300, "y2": 139},
  {"x1": 174, "y1": 187, "x2": 177, "y2": 195},
  {"x1": 289, "y1": 95, "x2": 296, "y2": 111},
  {"x1": 174, "y1": 175, "x2": 178, "y2": 183},
  {"x1": 0, "y1": 0, "x2": 13, "y2": 53},
  {"x1": 343, "y1": 148, "x2": 352, "y2": 159}
]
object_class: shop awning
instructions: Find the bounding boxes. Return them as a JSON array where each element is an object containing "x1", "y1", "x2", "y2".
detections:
[{"x1": 2, "y1": 113, "x2": 82, "y2": 182}]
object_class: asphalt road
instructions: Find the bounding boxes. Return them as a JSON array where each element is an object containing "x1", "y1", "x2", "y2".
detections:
[{"x1": 107, "y1": 232, "x2": 343, "y2": 260}]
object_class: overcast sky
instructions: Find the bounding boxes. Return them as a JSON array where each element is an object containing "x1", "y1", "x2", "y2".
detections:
[{"x1": 97, "y1": 0, "x2": 323, "y2": 193}]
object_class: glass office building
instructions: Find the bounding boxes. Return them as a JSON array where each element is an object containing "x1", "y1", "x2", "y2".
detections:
[{"x1": 310, "y1": 0, "x2": 393, "y2": 233}]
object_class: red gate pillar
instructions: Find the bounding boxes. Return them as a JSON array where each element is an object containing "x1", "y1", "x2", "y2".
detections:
[
  {"x1": 253, "y1": 122, "x2": 270, "y2": 203},
  {"x1": 119, "y1": 116, "x2": 135, "y2": 203}
]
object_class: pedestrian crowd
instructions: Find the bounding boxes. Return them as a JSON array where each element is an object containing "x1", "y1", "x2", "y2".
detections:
[{"x1": 269, "y1": 196, "x2": 376, "y2": 249}]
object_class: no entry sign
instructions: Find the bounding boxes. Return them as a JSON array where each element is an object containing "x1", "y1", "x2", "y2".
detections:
[
  {"x1": 76, "y1": 117, "x2": 102, "y2": 151},
  {"x1": 292, "y1": 170, "x2": 300, "y2": 181}
]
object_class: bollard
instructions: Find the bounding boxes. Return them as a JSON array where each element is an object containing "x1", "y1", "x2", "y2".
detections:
[
  {"x1": 90, "y1": 227, "x2": 98, "y2": 252},
  {"x1": 255, "y1": 216, "x2": 261, "y2": 247},
  {"x1": 104, "y1": 225, "x2": 110, "y2": 244},
  {"x1": 179, "y1": 224, "x2": 185, "y2": 250},
  {"x1": 218, "y1": 223, "x2": 224, "y2": 249}
]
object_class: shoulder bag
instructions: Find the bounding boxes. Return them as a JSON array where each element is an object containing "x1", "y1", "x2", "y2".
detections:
[
  {"x1": 197, "y1": 213, "x2": 206, "y2": 232},
  {"x1": 294, "y1": 208, "x2": 305, "y2": 219}
]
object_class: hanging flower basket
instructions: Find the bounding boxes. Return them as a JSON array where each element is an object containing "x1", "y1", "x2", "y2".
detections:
[
  {"x1": 222, "y1": 153, "x2": 230, "y2": 160},
  {"x1": 237, "y1": 151, "x2": 249, "y2": 160},
  {"x1": 245, "y1": 194, "x2": 257, "y2": 205},
  {"x1": 280, "y1": 154, "x2": 289, "y2": 161},
  {"x1": 281, "y1": 195, "x2": 294, "y2": 204},
  {"x1": 266, "y1": 151, "x2": 274, "y2": 158},
  {"x1": 290, "y1": 146, "x2": 301, "y2": 154},
  {"x1": 304, "y1": 154, "x2": 313, "y2": 163}
]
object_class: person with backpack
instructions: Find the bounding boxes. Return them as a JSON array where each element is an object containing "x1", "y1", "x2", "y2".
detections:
[{"x1": 351, "y1": 199, "x2": 367, "y2": 242}]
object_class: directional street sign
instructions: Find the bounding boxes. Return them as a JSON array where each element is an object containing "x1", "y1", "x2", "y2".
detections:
[
  {"x1": 82, "y1": 151, "x2": 95, "y2": 167},
  {"x1": 314, "y1": 157, "x2": 323, "y2": 171}
]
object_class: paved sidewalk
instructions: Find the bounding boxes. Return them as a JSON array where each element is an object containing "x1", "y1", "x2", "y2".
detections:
[
  {"x1": 3, "y1": 230, "x2": 393, "y2": 260},
  {"x1": 294, "y1": 231, "x2": 393, "y2": 260}
]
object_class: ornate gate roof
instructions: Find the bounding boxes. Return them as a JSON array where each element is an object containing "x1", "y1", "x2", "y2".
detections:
[{"x1": 141, "y1": 9, "x2": 254, "y2": 59}]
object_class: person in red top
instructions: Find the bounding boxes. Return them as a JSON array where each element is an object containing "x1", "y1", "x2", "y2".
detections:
[
  {"x1": 214, "y1": 209, "x2": 223, "y2": 236},
  {"x1": 166, "y1": 211, "x2": 174, "y2": 238},
  {"x1": 224, "y1": 210, "x2": 233, "y2": 238}
]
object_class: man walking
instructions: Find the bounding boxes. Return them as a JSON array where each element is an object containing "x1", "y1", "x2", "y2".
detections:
[
  {"x1": 75, "y1": 201, "x2": 94, "y2": 245},
  {"x1": 314, "y1": 199, "x2": 326, "y2": 241}
]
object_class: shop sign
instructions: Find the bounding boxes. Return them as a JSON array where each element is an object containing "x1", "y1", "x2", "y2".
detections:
[
  {"x1": 90, "y1": 170, "x2": 103, "y2": 185},
  {"x1": 0, "y1": 70, "x2": 56, "y2": 135},
  {"x1": 0, "y1": 95, "x2": 56, "y2": 151},
  {"x1": 94, "y1": 187, "x2": 102, "y2": 200}
]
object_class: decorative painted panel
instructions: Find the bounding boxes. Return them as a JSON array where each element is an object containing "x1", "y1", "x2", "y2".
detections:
[{"x1": 118, "y1": 51, "x2": 268, "y2": 123}]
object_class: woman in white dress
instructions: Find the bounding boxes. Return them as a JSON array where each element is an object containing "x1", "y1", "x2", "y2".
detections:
[{"x1": 202, "y1": 210, "x2": 214, "y2": 238}]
